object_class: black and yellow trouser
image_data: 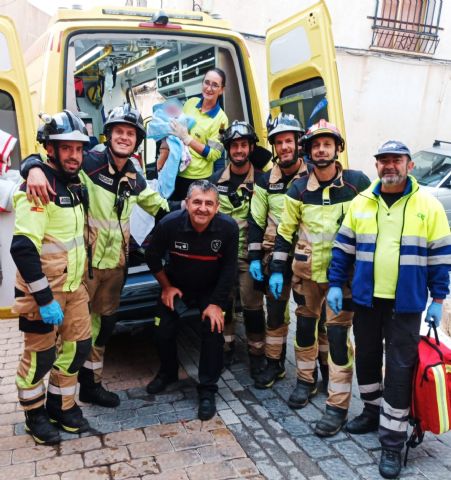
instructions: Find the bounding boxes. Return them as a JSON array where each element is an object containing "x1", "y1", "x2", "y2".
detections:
[
  {"x1": 16, "y1": 285, "x2": 91, "y2": 411},
  {"x1": 79, "y1": 267, "x2": 124, "y2": 386},
  {"x1": 223, "y1": 259, "x2": 266, "y2": 356},
  {"x1": 292, "y1": 276, "x2": 353, "y2": 410},
  {"x1": 353, "y1": 298, "x2": 421, "y2": 451}
]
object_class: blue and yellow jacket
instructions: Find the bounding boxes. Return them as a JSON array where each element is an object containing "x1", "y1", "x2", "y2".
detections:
[{"x1": 328, "y1": 176, "x2": 451, "y2": 312}]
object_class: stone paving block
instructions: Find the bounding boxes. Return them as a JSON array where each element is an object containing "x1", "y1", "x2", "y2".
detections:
[
  {"x1": 158, "y1": 408, "x2": 198, "y2": 424},
  {"x1": 412, "y1": 456, "x2": 451, "y2": 479},
  {"x1": 0, "y1": 434, "x2": 35, "y2": 450},
  {"x1": 293, "y1": 402, "x2": 323, "y2": 423},
  {"x1": 254, "y1": 459, "x2": 284, "y2": 480},
  {"x1": 128, "y1": 437, "x2": 173, "y2": 458},
  {"x1": 60, "y1": 466, "x2": 110, "y2": 480},
  {"x1": 331, "y1": 439, "x2": 373, "y2": 466},
  {"x1": 184, "y1": 416, "x2": 225, "y2": 433},
  {"x1": 210, "y1": 427, "x2": 237, "y2": 445},
  {"x1": 0, "y1": 425, "x2": 13, "y2": 438},
  {"x1": 116, "y1": 398, "x2": 148, "y2": 411},
  {"x1": 198, "y1": 442, "x2": 247, "y2": 463},
  {"x1": 218, "y1": 408, "x2": 241, "y2": 425},
  {"x1": 120, "y1": 414, "x2": 160, "y2": 430},
  {"x1": 240, "y1": 413, "x2": 264, "y2": 431},
  {"x1": 295, "y1": 434, "x2": 333, "y2": 459},
  {"x1": 144, "y1": 422, "x2": 186, "y2": 439},
  {"x1": 215, "y1": 398, "x2": 229, "y2": 411},
  {"x1": 322, "y1": 429, "x2": 349, "y2": 443},
  {"x1": 261, "y1": 397, "x2": 293, "y2": 419},
  {"x1": 252, "y1": 428, "x2": 297, "y2": 473},
  {"x1": 350, "y1": 432, "x2": 382, "y2": 450},
  {"x1": 248, "y1": 403, "x2": 270, "y2": 421},
  {"x1": 0, "y1": 392, "x2": 18, "y2": 403},
  {"x1": 59, "y1": 435, "x2": 102, "y2": 455},
  {"x1": 97, "y1": 409, "x2": 136, "y2": 425},
  {"x1": 247, "y1": 386, "x2": 277, "y2": 402},
  {"x1": 91, "y1": 423, "x2": 118, "y2": 435},
  {"x1": 230, "y1": 457, "x2": 260, "y2": 477},
  {"x1": 142, "y1": 470, "x2": 189, "y2": 480},
  {"x1": 35, "y1": 475, "x2": 60, "y2": 480},
  {"x1": 110, "y1": 458, "x2": 159, "y2": 479},
  {"x1": 156, "y1": 450, "x2": 202, "y2": 471},
  {"x1": 228, "y1": 424, "x2": 268, "y2": 461},
  {"x1": 172, "y1": 398, "x2": 198, "y2": 411},
  {"x1": 84, "y1": 445, "x2": 130, "y2": 467},
  {"x1": 220, "y1": 369, "x2": 235, "y2": 381},
  {"x1": 422, "y1": 440, "x2": 451, "y2": 466},
  {"x1": 12, "y1": 444, "x2": 56, "y2": 463},
  {"x1": 151, "y1": 391, "x2": 185, "y2": 404},
  {"x1": 225, "y1": 379, "x2": 245, "y2": 392},
  {"x1": 0, "y1": 449, "x2": 11, "y2": 466},
  {"x1": 0, "y1": 411, "x2": 25, "y2": 426},
  {"x1": 36, "y1": 453, "x2": 83, "y2": 475},
  {"x1": 232, "y1": 369, "x2": 255, "y2": 387},
  {"x1": 276, "y1": 436, "x2": 300, "y2": 455},
  {"x1": 186, "y1": 460, "x2": 237, "y2": 480},
  {"x1": 227, "y1": 399, "x2": 247, "y2": 416},
  {"x1": 0, "y1": 403, "x2": 16, "y2": 414},
  {"x1": 170, "y1": 431, "x2": 213, "y2": 451},
  {"x1": 104, "y1": 428, "x2": 145, "y2": 447},
  {"x1": 318, "y1": 457, "x2": 359, "y2": 480},
  {"x1": 218, "y1": 387, "x2": 235, "y2": 402},
  {"x1": 0, "y1": 462, "x2": 35, "y2": 479},
  {"x1": 278, "y1": 415, "x2": 312, "y2": 436}
]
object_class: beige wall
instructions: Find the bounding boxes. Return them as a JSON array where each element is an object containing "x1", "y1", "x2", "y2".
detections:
[{"x1": 0, "y1": 0, "x2": 50, "y2": 51}]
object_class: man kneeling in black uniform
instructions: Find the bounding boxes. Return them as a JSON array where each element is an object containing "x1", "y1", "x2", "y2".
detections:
[{"x1": 145, "y1": 180, "x2": 239, "y2": 420}]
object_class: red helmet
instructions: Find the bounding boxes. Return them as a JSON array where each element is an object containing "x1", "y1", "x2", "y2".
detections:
[{"x1": 301, "y1": 119, "x2": 345, "y2": 155}]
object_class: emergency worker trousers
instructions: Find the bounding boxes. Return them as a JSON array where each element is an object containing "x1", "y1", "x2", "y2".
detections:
[
  {"x1": 223, "y1": 258, "x2": 266, "y2": 356},
  {"x1": 353, "y1": 298, "x2": 421, "y2": 451},
  {"x1": 154, "y1": 292, "x2": 224, "y2": 397},
  {"x1": 79, "y1": 267, "x2": 124, "y2": 386},
  {"x1": 16, "y1": 285, "x2": 91, "y2": 412},
  {"x1": 292, "y1": 277, "x2": 352, "y2": 410}
]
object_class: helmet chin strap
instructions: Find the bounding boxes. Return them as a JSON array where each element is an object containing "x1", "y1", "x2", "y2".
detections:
[{"x1": 49, "y1": 143, "x2": 80, "y2": 182}]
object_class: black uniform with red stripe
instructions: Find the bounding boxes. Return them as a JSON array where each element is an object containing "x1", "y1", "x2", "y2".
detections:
[{"x1": 145, "y1": 209, "x2": 239, "y2": 395}]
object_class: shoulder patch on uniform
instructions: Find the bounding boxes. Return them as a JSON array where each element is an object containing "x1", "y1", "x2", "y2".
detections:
[
  {"x1": 59, "y1": 196, "x2": 71, "y2": 205},
  {"x1": 98, "y1": 173, "x2": 114, "y2": 186},
  {"x1": 269, "y1": 183, "x2": 284, "y2": 191},
  {"x1": 217, "y1": 185, "x2": 229, "y2": 193},
  {"x1": 211, "y1": 240, "x2": 222, "y2": 252}
]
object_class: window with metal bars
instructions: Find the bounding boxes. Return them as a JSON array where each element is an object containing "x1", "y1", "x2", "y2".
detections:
[{"x1": 370, "y1": 0, "x2": 443, "y2": 55}]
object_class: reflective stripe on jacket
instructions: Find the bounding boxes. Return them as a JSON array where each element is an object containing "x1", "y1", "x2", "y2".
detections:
[
  {"x1": 328, "y1": 175, "x2": 451, "y2": 312},
  {"x1": 272, "y1": 164, "x2": 370, "y2": 282}
]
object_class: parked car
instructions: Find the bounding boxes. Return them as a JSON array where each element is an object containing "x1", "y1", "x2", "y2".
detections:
[{"x1": 411, "y1": 140, "x2": 451, "y2": 226}]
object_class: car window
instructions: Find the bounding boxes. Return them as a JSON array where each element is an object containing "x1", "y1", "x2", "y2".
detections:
[{"x1": 411, "y1": 150, "x2": 451, "y2": 187}]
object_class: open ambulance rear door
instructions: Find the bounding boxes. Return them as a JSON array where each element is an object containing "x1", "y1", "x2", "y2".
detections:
[
  {"x1": 0, "y1": 15, "x2": 35, "y2": 316},
  {"x1": 266, "y1": 0, "x2": 348, "y2": 166}
]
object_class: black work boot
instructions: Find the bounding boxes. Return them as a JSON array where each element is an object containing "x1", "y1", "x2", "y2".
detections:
[
  {"x1": 254, "y1": 358, "x2": 285, "y2": 389},
  {"x1": 346, "y1": 406, "x2": 379, "y2": 434},
  {"x1": 379, "y1": 448, "x2": 402, "y2": 479},
  {"x1": 79, "y1": 382, "x2": 120, "y2": 408},
  {"x1": 24, "y1": 406, "x2": 61, "y2": 445},
  {"x1": 288, "y1": 379, "x2": 317, "y2": 409},
  {"x1": 314, "y1": 405, "x2": 348, "y2": 437},
  {"x1": 249, "y1": 353, "x2": 266, "y2": 380},
  {"x1": 146, "y1": 373, "x2": 178, "y2": 395},
  {"x1": 47, "y1": 402, "x2": 90, "y2": 434},
  {"x1": 198, "y1": 393, "x2": 216, "y2": 421}
]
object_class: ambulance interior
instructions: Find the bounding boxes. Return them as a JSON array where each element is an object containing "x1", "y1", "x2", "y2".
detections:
[{"x1": 65, "y1": 33, "x2": 248, "y2": 173}]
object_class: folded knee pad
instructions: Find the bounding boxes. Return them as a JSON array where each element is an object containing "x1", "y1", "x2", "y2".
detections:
[
  {"x1": 67, "y1": 338, "x2": 92, "y2": 374},
  {"x1": 95, "y1": 314, "x2": 118, "y2": 347},
  {"x1": 266, "y1": 298, "x2": 287, "y2": 329},
  {"x1": 328, "y1": 325, "x2": 350, "y2": 366},
  {"x1": 33, "y1": 346, "x2": 57, "y2": 384},
  {"x1": 295, "y1": 316, "x2": 317, "y2": 347}
]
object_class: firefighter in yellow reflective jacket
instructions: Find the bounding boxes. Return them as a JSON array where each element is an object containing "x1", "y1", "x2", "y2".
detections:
[
  {"x1": 11, "y1": 111, "x2": 92, "y2": 445},
  {"x1": 210, "y1": 121, "x2": 266, "y2": 378},
  {"x1": 21, "y1": 105, "x2": 172, "y2": 408},
  {"x1": 248, "y1": 113, "x2": 308, "y2": 389},
  {"x1": 270, "y1": 120, "x2": 370, "y2": 437}
]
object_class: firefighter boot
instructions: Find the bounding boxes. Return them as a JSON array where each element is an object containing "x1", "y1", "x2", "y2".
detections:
[
  {"x1": 47, "y1": 401, "x2": 90, "y2": 434},
  {"x1": 249, "y1": 353, "x2": 266, "y2": 380},
  {"x1": 254, "y1": 358, "x2": 285, "y2": 389},
  {"x1": 346, "y1": 405, "x2": 379, "y2": 434},
  {"x1": 288, "y1": 379, "x2": 317, "y2": 409},
  {"x1": 379, "y1": 449, "x2": 402, "y2": 479},
  {"x1": 79, "y1": 366, "x2": 120, "y2": 408},
  {"x1": 315, "y1": 405, "x2": 348, "y2": 437},
  {"x1": 24, "y1": 406, "x2": 61, "y2": 445}
]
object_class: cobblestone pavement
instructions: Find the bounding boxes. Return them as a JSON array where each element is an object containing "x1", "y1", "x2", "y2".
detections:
[{"x1": 1, "y1": 307, "x2": 451, "y2": 480}]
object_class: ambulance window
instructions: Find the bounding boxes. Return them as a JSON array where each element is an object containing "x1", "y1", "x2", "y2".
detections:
[
  {"x1": 279, "y1": 77, "x2": 328, "y2": 130},
  {"x1": 0, "y1": 90, "x2": 21, "y2": 169}
]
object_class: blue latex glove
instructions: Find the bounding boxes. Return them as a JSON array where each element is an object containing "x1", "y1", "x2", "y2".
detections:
[
  {"x1": 425, "y1": 301, "x2": 442, "y2": 328},
  {"x1": 327, "y1": 287, "x2": 343, "y2": 315},
  {"x1": 269, "y1": 272, "x2": 284, "y2": 300},
  {"x1": 39, "y1": 300, "x2": 64, "y2": 326},
  {"x1": 249, "y1": 260, "x2": 264, "y2": 281}
]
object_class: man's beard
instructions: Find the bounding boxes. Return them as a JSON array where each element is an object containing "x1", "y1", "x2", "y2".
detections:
[
  {"x1": 278, "y1": 156, "x2": 297, "y2": 168},
  {"x1": 230, "y1": 157, "x2": 248, "y2": 168},
  {"x1": 380, "y1": 173, "x2": 405, "y2": 185},
  {"x1": 110, "y1": 145, "x2": 132, "y2": 159}
]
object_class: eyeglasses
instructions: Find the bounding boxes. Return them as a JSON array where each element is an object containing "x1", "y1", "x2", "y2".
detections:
[{"x1": 203, "y1": 79, "x2": 222, "y2": 90}]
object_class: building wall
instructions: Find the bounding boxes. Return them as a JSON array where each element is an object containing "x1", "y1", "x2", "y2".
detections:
[
  {"x1": 158, "y1": 0, "x2": 451, "y2": 175},
  {"x1": 0, "y1": 0, "x2": 50, "y2": 50}
]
